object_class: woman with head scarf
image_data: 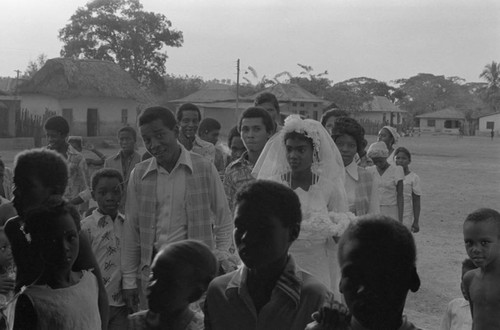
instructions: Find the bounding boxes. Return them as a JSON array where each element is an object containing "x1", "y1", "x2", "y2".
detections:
[{"x1": 378, "y1": 126, "x2": 400, "y2": 164}]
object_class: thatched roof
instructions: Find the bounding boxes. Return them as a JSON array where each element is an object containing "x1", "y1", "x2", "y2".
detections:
[
  {"x1": 170, "y1": 83, "x2": 238, "y2": 103},
  {"x1": 361, "y1": 96, "x2": 406, "y2": 113},
  {"x1": 416, "y1": 108, "x2": 465, "y2": 119},
  {"x1": 246, "y1": 83, "x2": 325, "y2": 103},
  {"x1": 20, "y1": 58, "x2": 153, "y2": 103}
]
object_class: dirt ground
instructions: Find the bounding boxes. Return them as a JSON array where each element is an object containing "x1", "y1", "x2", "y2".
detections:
[{"x1": 1, "y1": 134, "x2": 499, "y2": 329}]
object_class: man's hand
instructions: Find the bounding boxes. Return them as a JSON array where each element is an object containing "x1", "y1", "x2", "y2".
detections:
[
  {"x1": 0, "y1": 274, "x2": 15, "y2": 295},
  {"x1": 411, "y1": 223, "x2": 420, "y2": 233},
  {"x1": 307, "y1": 301, "x2": 351, "y2": 330},
  {"x1": 123, "y1": 288, "x2": 139, "y2": 313}
]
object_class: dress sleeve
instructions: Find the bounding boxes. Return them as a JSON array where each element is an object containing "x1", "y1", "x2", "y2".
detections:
[
  {"x1": 394, "y1": 165, "x2": 405, "y2": 183},
  {"x1": 412, "y1": 173, "x2": 422, "y2": 196}
]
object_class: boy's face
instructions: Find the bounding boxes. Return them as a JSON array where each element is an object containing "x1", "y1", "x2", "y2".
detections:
[
  {"x1": 335, "y1": 134, "x2": 358, "y2": 167},
  {"x1": 464, "y1": 220, "x2": 500, "y2": 268},
  {"x1": 179, "y1": 110, "x2": 200, "y2": 139},
  {"x1": 118, "y1": 131, "x2": 136, "y2": 153},
  {"x1": 285, "y1": 137, "x2": 313, "y2": 173},
  {"x1": 200, "y1": 129, "x2": 220, "y2": 145},
  {"x1": 45, "y1": 129, "x2": 67, "y2": 150},
  {"x1": 147, "y1": 257, "x2": 192, "y2": 314},
  {"x1": 37, "y1": 214, "x2": 79, "y2": 269},
  {"x1": 13, "y1": 175, "x2": 53, "y2": 216},
  {"x1": 258, "y1": 102, "x2": 278, "y2": 122},
  {"x1": 233, "y1": 200, "x2": 295, "y2": 270},
  {"x1": 0, "y1": 232, "x2": 12, "y2": 268},
  {"x1": 339, "y1": 237, "x2": 410, "y2": 327},
  {"x1": 240, "y1": 117, "x2": 271, "y2": 154},
  {"x1": 92, "y1": 177, "x2": 122, "y2": 217},
  {"x1": 140, "y1": 119, "x2": 180, "y2": 167},
  {"x1": 230, "y1": 136, "x2": 246, "y2": 161}
]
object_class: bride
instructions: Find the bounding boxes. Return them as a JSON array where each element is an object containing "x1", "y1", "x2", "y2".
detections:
[{"x1": 253, "y1": 115, "x2": 354, "y2": 297}]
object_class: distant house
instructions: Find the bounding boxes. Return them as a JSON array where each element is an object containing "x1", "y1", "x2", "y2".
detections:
[
  {"x1": 169, "y1": 83, "x2": 252, "y2": 137},
  {"x1": 416, "y1": 108, "x2": 465, "y2": 134},
  {"x1": 351, "y1": 96, "x2": 406, "y2": 125},
  {"x1": 19, "y1": 58, "x2": 153, "y2": 137},
  {"x1": 0, "y1": 77, "x2": 24, "y2": 137},
  {"x1": 477, "y1": 111, "x2": 500, "y2": 135},
  {"x1": 246, "y1": 83, "x2": 328, "y2": 121}
]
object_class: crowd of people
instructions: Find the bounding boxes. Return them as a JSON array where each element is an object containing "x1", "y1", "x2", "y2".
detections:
[{"x1": 0, "y1": 91, "x2": 495, "y2": 330}]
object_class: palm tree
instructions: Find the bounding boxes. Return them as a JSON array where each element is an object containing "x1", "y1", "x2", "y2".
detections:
[{"x1": 480, "y1": 61, "x2": 500, "y2": 111}]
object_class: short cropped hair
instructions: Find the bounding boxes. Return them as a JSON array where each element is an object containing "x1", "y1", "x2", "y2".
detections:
[
  {"x1": 331, "y1": 117, "x2": 366, "y2": 154},
  {"x1": 340, "y1": 215, "x2": 417, "y2": 273},
  {"x1": 320, "y1": 109, "x2": 350, "y2": 127},
  {"x1": 254, "y1": 92, "x2": 280, "y2": 115},
  {"x1": 176, "y1": 103, "x2": 201, "y2": 122},
  {"x1": 24, "y1": 198, "x2": 81, "y2": 241},
  {"x1": 138, "y1": 106, "x2": 177, "y2": 130},
  {"x1": 118, "y1": 126, "x2": 137, "y2": 141},
  {"x1": 464, "y1": 208, "x2": 500, "y2": 233},
  {"x1": 44, "y1": 116, "x2": 70, "y2": 136},
  {"x1": 156, "y1": 240, "x2": 217, "y2": 302},
  {"x1": 14, "y1": 149, "x2": 68, "y2": 195},
  {"x1": 394, "y1": 147, "x2": 411, "y2": 162},
  {"x1": 238, "y1": 107, "x2": 275, "y2": 134},
  {"x1": 91, "y1": 168, "x2": 124, "y2": 192},
  {"x1": 227, "y1": 126, "x2": 240, "y2": 147},
  {"x1": 198, "y1": 118, "x2": 221, "y2": 135},
  {"x1": 235, "y1": 180, "x2": 302, "y2": 228}
]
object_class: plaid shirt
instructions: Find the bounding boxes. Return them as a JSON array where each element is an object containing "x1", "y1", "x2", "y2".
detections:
[
  {"x1": 223, "y1": 152, "x2": 256, "y2": 212},
  {"x1": 192, "y1": 135, "x2": 216, "y2": 163},
  {"x1": 122, "y1": 145, "x2": 233, "y2": 292}
]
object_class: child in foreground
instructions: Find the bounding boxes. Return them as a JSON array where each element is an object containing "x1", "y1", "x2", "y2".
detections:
[
  {"x1": 0, "y1": 228, "x2": 14, "y2": 330},
  {"x1": 13, "y1": 200, "x2": 101, "y2": 329},
  {"x1": 462, "y1": 208, "x2": 500, "y2": 330},
  {"x1": 128, "y1": 239, "x2": 217, "y2": 330},
  {"x1": 81, "y1": 168, "x2": 127, "y2": 330},
  {"x1": 394, "y1": 147, "x2": 421, "y2": 233},
  {"x1": 204, "y1": 180, "x2": 334, "y2": 330},
  {"x1": 440, "y1": 258, "x2": 475, "y2": 330},
  {"x1": 311, "y1": 215, "x2": 422, "y2": 330}
]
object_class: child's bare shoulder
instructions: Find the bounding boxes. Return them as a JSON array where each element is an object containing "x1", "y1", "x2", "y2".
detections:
[{"x1": 463, "y1": 268, "x2": 480, "y2": 286}]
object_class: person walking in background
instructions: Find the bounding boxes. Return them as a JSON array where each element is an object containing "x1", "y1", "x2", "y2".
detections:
[
  {"x1": 367, "y1": 142, "x2": 404, "y2": 222},
  {"x1": 122, "y1": 106, "x2": 235, "y2": 310},
  {"x1": 377, "y1": 126, "x2": 400, "y2": 165},
  {"x1": 225, "y1": 126, "x2": 246, "y2": 167},
  {"x1": 104, "y1": 126, "x2": 142, "y2": 213},
  {"x1": 254, "y1": 92, "x2": 281, "y2": 133},
  {"x1": 198, "y1": 118, "x2": 227, "y2": 175},
  {"x1": 394, "y1": 147, "x2": 421, "y2": 233},
  {"x1": 176, "y1": 103, "x2": 215, "y2": 163}
]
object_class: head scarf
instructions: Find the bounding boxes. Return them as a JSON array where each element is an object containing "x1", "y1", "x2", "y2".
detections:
[
  {"x1": 367, "y1": 141, "x2": 389, "y2": 158},
  {"x1": 382, "y1": 126, "x2": 400, "y2": 145}
]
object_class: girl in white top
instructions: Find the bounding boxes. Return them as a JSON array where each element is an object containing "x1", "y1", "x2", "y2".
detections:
[
  {"x1": 254, "y1": 115, "x2": 354, "y2": 298},
  {"x1": 12, "y1": 200, "x2": 100, "y2": 330},
  {"x1": 394, "y1": 147, "x2": 421, "y2": 233},
  {"x1": 367, "y1": 142, "x2": 404, "y2": 222}
]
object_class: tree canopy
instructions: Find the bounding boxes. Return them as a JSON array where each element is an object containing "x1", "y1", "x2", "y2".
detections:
[
  {"x1": 479, "y1": 61, "x2": 500, "y2": 111},
  {"x1": 59, "y1": 0, "x2": 183, "y2": 88},
  {"x1": 23, "y1": 53, "x2": 48, "y2": 78}
]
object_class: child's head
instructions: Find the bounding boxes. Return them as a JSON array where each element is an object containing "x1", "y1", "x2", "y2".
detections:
[
  {"x1": 24, "y1": 198, "x2": 80, "y2": 270},
  {"x1": 0, "y1": 228, "x2": 12, "y2": 270},
  {"x1": 463, "y1": 208, "x2": 500, "y2": 269},
  {"x1": 233, "y1": 180, "x2": 301, "y2": 270},
  {"x1": 44, "y1": 116, "x2": 70, "y2": 150},
  {"x1": 117, "y1": 126, "x2": 137, "y2": 153},
  {"x1": 68, "y1": 136, "x2": 83, "y2": 152},
  {"x1": 147, "y1": 240, "x2": 217, "y2": 315},
  {"x1": 367, "y1": 141, "x2": 389, "y2": 169},
  {"x1": 321, "y1": 108, "x2": 350, "y2": 134},
  {"x1": 91, "y1": 168, "x2": 124, "y2": 217},
  {"x1": 227, "y1": 126, "x2": 246, "y2": 161},
  {"x1": 394, "y1": 147, "x2": 411, "y2": 169},
  {"x1": 460, "y1": 258, "x2": 477, "y2": 300},
  {"x1": 198, "y1": 118, "x2": 221, "y2": 145},
  {"x1": 338, "y1": 215, "x2": 420, "y2": 328},
  {"x1": 13, "y1": 149, "x2": 68, "y2": 216},
  {"x1": 331, "y1": 117, "x2": 366, "y2": 166}
]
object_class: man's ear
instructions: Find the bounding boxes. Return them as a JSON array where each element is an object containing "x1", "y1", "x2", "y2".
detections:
[
  {"x1": 409, "y1": 267, "x2": 421, "y2": 292},
  {"x1": 173, "y1": 125, "x2": 180, "y2": 137},
  {"x1": 289, "y1": 223, "x2": 300, "y2": 242}
]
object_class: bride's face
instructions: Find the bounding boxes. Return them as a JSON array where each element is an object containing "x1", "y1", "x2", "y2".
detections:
[{"x1": 285, "y1": 136, "x2": 313, "y2": 173}]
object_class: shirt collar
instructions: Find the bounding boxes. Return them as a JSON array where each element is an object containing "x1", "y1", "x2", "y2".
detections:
[
  {"x1": 92, "y1": 208, "x2": 125, "y2": 223},
  {"x1": 229, "y1": 151, "x2": 251, "y2": 169},
  {"x1": 345, "y1": 160, "x2": 359, "y2": 181},
  {"x1": 225, "y1": 255, "x2": 302, "y2": 308},
  {"x1": 142, "y1": 144, "x2": 192, "y2": 179},
  {"x1": 193, "y1": 135, "x2": 209, "y2": 148}
]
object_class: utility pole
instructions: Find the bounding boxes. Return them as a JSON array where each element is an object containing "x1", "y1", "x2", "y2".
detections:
[
  {"x1": 236, "y1": 59, "x2": 240, "y2": 123},
  {"x1": 14, "y1": 69, "x2": 21, "y2": 96}
]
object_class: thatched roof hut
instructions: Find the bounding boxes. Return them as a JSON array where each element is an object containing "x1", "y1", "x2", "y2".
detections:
[{"x1": 20, "y1": 58, "x2": 153, "y2": 104}]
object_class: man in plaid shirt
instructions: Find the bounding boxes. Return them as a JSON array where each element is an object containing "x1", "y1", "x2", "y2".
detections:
[{"x1": 122, "y1": 106, "x2": 234, "y2": 310}]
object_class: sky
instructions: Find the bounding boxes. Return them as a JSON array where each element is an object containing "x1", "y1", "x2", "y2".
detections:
[{"x1": 1, "y1": 0, "x2": 499, "y2": 84}]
